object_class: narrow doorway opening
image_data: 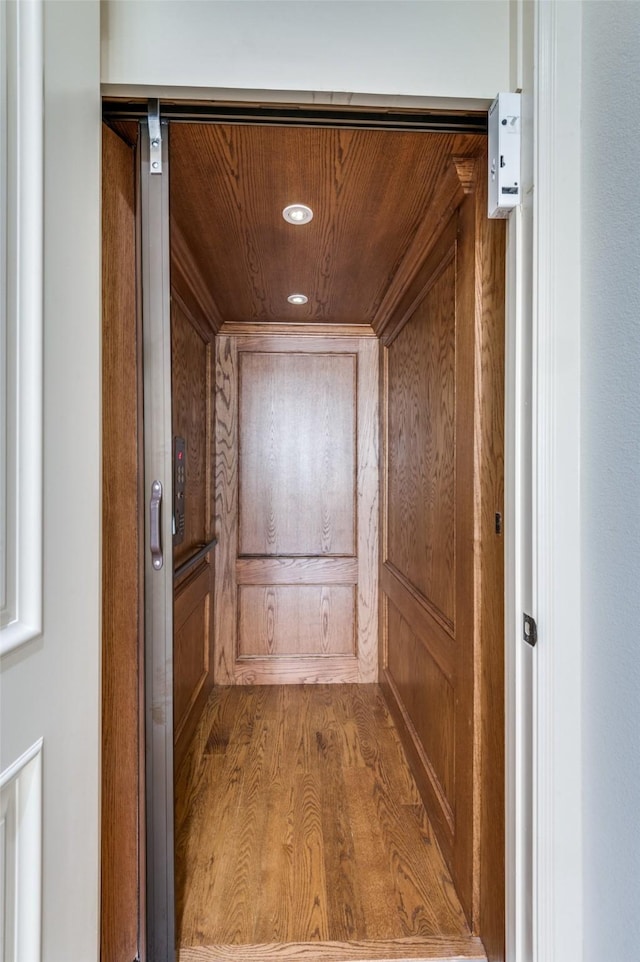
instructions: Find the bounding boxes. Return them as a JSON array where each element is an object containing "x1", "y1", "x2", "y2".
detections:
[{"x1": 102, "y1": 104, "x2": 505, "y2": 962}]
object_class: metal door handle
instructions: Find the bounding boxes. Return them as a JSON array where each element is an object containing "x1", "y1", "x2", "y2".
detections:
[{"x1": 150, "y1": 480, "x2": 163, "y2": 570}]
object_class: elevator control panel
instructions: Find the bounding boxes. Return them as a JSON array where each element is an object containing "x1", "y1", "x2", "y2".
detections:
[{"x1": 173, "y1": 436, "x2": 186, "y2": 545}]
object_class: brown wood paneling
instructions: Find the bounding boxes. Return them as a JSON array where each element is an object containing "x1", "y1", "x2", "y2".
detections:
[
  {"x1": 238, "y1": 585, "x2": 355, "y2": 657},
  {"x1": 171, "y1": 294, "x2": 216, "y2": 770},
  {"x1": 172, "y1": 222, "x2": 223, "y2": 335},
  {"x1": 379, "y1": 152, "x2": 505, "y2": 952},
  {"x1": 169, "y1": 124, "x2": 483, "y2": 325},
  {"x1": 382, "y1": 200, "x2": 476, "y2": 919},
  {"x1": 101, "y1": 122, "x2": 139, "y2": 962},
  {"x1": 474, "y1": 167, "x2": 506, "y2": 962},
  {"x1": 213, "y1": 335, "x2": 238, "y2": 686},
  {"x1": 236, "y1": 557, "x2": 358, "y2": 585},
  {"x1": 238, "y1": 351, "x2": 356, "y2": 557},
  {"x1": 175, "y1": 685, "x2": 479, "y2": 955},
  {"x1": 386, "y1": 221, "x2": 458, "y2": 627},
  {"x1": 215, "y1": 335, "x2": 378, "y2": 685},
  {"x1": 373, "y1": 159, "x2": 468, "y2": 338},
  {"x1": 179, "y1": 937, "x2": 486, "y2": 961},
  {"x1": 172, "y1": 297, "x2": 212, "y2": 566},
  {"x1": 106, "y1": 118, "x2": 139, "y2": 148},
  {"x1": 174, "y1": 563, "x2": 213, "y2": 740},
  {"x1": 220, "y1": 321, "x2": 376, "y2": 338},
  {"x1": 386, "y1": 601, "x2": 455, "y2": 819},
  {"x1": 380, "y1": 563, "x2": 454, "y2": 683}
]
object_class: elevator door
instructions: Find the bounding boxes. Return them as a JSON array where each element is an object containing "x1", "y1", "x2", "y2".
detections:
[{"x1": 214, "y1": 334, "x2": 378, "y2": 685}]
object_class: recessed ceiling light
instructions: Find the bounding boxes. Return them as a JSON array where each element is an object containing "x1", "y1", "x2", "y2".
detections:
[
  {"x1": 287, "y1": 293, "x2": 308, "y2": 305},
  {"x1": 283, "y1": 204, "x2": 314, "y2": 225}
]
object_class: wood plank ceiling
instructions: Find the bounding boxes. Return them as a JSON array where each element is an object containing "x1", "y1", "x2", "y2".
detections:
[{"x1": 168, "y1": 124, "x2": 483, "y2": 326}]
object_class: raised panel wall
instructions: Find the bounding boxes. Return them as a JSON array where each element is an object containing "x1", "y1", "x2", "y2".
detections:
[
  {"x1": 174, "y1": 564, "x2": 212, "y2": 741},
  {"x1": 239, "y1": 352, "x2": 356, "y2": 557},
  {"x1": 171, "y1": 294, "x2": 216, "y2": 771},
  {"x1": 387, "y1": 253, "x2": 457, "y2": 628},
  {"x1": 386, "y1": 600, "x2": 455, "y2": 821},
  {"x1": 379, "y1": 155, "x2": 505, "y2": 953},
  {"x1": 238, "y1": 585, "x2": 355, "y2": 657},
  {"x1": 381, "y1": 211, "x2": 476, "y2": 916},
  {"x1": 215, "y1": 334, "x2": 378, "y2": 685}
]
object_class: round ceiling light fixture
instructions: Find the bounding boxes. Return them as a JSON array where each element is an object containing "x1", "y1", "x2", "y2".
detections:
[
  {"x1": 282, "y1": 204, "x2": 314, "y2": 225},
  {"x1": 287, "y1": 293, "x2": 309, "y2": 305}
]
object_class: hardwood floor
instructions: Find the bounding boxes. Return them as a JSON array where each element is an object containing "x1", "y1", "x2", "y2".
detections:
[{"x1": 175, "y1": 685, "x2": 485, "y2": 962}]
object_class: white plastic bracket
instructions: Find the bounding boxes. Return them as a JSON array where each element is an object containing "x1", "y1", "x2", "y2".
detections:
[{"x1": 488, "y1": 93, "x2": 521, "y2": 218}]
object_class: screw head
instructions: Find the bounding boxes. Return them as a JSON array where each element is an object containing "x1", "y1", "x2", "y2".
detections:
[{"x1": 152, "y1": 161, "x2": 159, "y2": 170}]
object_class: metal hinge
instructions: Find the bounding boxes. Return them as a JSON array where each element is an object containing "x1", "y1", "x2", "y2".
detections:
[
  {"x1": 523, "y1": 612, "x2": 538, "y2": 647},
  {"x1": 148, "y1": 98, "x2": 162, "y2": 174}
]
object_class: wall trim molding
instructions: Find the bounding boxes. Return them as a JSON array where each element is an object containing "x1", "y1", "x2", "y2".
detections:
[
  {"x1": 0, "y1": 737, "x2": 43, "y2": 962},
  {"x1": 0, "y1": 0, "x2": 44, "y2": 655},
  {"x1": 532, "y1": 2, "x2": 583, "y2": 960}
]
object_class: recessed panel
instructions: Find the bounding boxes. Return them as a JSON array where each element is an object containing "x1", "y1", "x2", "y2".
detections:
[
  {"x1": 238, "y1": 585, "x2": 355, "y2": 657},
  {"x1": 174, "y1": 565, "x2": 211, "y2": 737},
  {"x1": 239, "y1": 351, "x2": 356, "y2": 556},
  {"x1": 171, "y1": 300, "x2": 212, "y2": 566},
  {"x1": 387, "y1": 600, "x2": 455, "y2": 815},
  {"x1": 387, "y1": 258, "x2": 456, "y2": 627}
]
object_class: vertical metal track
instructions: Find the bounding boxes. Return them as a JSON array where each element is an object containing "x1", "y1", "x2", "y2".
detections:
[{"x1": 140, "y1": 119, "x2": 175, "y2": 962}]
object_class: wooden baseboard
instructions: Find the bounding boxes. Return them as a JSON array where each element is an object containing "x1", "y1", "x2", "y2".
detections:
[{"x1": 179, "y1": 935, "x2": 486, "y2": 961}]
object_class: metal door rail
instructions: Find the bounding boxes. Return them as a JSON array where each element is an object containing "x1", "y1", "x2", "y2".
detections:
[{"x1": 174, "y1": 538, "x2": 218, "y2": 580}]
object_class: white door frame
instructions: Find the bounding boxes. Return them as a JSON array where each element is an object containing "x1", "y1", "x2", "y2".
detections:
[
  {"x1": 506, "y1": 2, "x2": 583, "y2": 960},
  {"x1": 530, "y1": 2, "x2": 583, "y2": 960},
  {"x1": 106, "y1": 2, "x2": 585, "y2": 955}
]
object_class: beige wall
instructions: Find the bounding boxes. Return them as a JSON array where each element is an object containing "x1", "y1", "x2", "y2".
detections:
[{"x1": 101, "y1": 0, "x2": 510, "y2": 101}]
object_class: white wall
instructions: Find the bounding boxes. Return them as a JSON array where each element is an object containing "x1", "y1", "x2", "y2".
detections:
[
  {"x1": 581, "y1": 4, "x2": 640, "y2": 960},
  {"x1": 101, "y1": 0, "x2": 510, "y2": 101},
  {"x1": 0, "y1": 1, "x2": 102, "y2": 959}
]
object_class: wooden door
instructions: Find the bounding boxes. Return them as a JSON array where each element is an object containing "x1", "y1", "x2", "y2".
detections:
[
  {"x1": 215, "y1": 334, "x2": 378, "y2": 684},
  {"x1": 171, "y1": 290, "x2": 216, "y2": 771},
  {"x1": 378, "y1": 155, "x2": 505, "y2": 950}
]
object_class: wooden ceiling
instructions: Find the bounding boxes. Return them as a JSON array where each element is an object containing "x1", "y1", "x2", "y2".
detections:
[{"x1": 169, "y1": 123, "x2": 483, "y2": 327}]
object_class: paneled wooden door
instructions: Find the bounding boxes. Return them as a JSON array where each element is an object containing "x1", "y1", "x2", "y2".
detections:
[{"x1": 215, "y1": 335, "x2": 378, "y2": 684}]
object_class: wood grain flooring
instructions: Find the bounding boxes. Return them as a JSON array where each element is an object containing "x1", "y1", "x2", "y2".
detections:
[{"x1": 175, "y1": 685, "x2": 484, "y2": 962}]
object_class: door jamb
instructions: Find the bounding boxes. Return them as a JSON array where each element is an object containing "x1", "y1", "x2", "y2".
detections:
[{"x1": 108, "y1": 84, "x2": 543, "y2": 962}]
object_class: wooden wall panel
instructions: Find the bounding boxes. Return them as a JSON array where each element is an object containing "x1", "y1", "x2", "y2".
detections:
[
  {"x1": 387, "y1": 245, "x2": 457, "y2": 626},
  {"x1": 239, "y1": 352, "x2": 356, "y2": 557},
  {"x1": 171, "y1": 298, "x2": 211, "y2": 566},
  {"x1": 386, "y1": 601, "x2": 455, "y2": 813},
  {"x1": 174, "y1": 564, "x2": 212, "y2": 741},
  {"x1": 215, "y1": 334, "x2": 378, "y2": 685},
  {"x1": 379, "y1": 153, "x2": 505, "y2": 957},
  {"x1": 101, "y1": 123, "x2": 140, "y2": 962},
  {"x1": 382, "y1": 206, "x2": 476, "y2": 920},
  {"x1": 171, "y1": 295, "x2": 216, "y2": 771},
  {"x1": 238, "y1": 585, "x2": 355, "y2": 657},
  {"x1": 213, "y1": 335, "x2": 238, "y2": 686},
  {"x1": 474, "y1": 168, "x2": 506, "y2": 962}
]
